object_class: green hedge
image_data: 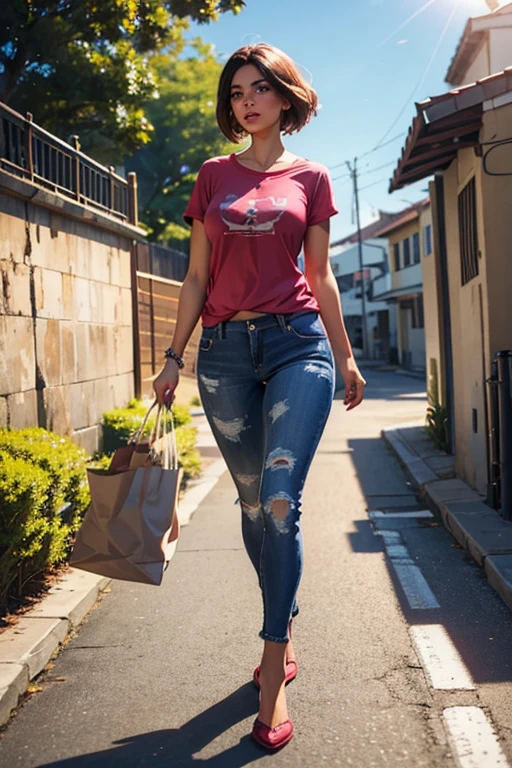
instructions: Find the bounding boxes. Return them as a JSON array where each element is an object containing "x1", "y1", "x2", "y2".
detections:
[{"x1": 0, "y1": 429, "x2": 89, "y2": 609}]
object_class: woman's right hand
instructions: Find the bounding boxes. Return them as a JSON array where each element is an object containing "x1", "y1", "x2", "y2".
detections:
[{"x1": 153, "y1": 359, "x2": 180, "y2": 407}]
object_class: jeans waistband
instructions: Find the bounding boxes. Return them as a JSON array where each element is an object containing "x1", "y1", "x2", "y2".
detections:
[{"x1": 206, "y1": 310, "x2": 317, "y2": 339}]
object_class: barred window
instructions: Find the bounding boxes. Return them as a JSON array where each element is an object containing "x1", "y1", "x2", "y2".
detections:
[
  {"x1": 403, "y1": 237, "x2": 411, "y2": 267},
  {"x1": 458, "y1": 177, "x2": 479, "y2": 286},
  {"x1": 394, "y1": 242, "x2": 400, "y2": 271},
  {"x1": 413, "y1": 232, "x2": 420, "y2": 264},
  {"x1": 424, "y1": 224, "x2": 432, "y2": 256}
]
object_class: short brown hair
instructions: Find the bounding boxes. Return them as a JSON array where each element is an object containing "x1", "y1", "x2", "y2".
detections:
[{"x1": 216, "y1": 43, "x2": 318, "y2": 143}]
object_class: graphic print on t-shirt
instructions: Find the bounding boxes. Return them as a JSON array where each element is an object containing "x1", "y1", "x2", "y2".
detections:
[{"x1": 220, "y1": 193, "x2": 287, "y2": 236}]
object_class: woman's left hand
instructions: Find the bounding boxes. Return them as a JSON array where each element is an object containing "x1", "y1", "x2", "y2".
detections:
[{"x1": 338, "y1": 357, "x2": 367, "y2": 411}]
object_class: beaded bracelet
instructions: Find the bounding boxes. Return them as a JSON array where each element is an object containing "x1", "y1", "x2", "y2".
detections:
[{"x1": 164, "y1": 346, "x2": 185, "y2": 369}]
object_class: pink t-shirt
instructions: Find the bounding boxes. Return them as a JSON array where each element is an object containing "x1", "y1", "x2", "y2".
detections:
[{"x1": 184, "y1": 153, "x2": 338, "y2": 327}]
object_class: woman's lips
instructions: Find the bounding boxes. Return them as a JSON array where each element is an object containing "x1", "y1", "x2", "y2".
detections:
[{"x1": 245, "y1": 113, "x2": 260, "y2": 122}]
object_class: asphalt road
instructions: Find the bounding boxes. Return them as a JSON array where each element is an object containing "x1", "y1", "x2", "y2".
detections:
[{"x1": 1, "y1": 369, "x2": 512, "y2": 767}]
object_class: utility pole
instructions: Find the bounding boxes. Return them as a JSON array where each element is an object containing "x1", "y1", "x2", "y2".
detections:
[{"x1": 346, "y1": 157, "x2": 369, "y2": 358}]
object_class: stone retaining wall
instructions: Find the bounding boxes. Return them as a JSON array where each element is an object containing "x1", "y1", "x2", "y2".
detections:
[{"x1": 0, "y1": 171, "x2": 146, "y2": 454}]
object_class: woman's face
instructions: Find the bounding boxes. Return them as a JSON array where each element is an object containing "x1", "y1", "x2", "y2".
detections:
[{"x1": 229, "y1": 63, "x2": 290, "y2": 136}]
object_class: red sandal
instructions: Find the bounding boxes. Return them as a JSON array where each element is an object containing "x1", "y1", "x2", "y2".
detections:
[
  {"x1": 253, "y1": 660, "x2": 298, "y2": 689},
  {"x1": 252, "y1": 718, "x2": 294, "y2": 750}
]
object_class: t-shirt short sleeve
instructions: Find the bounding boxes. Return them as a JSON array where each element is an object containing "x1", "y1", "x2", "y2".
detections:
[
  {"x1": 183, "y1": 163, "x2": 211, "y2": 226},
  {"x1": 307, "y1": 167, "x2": 338, "y2": 227}
]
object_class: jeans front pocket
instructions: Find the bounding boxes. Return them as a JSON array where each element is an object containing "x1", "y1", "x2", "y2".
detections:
[
  {"x1": 286, "y1": 312, "x2": 327, "y2": 340},
  {"x1": 199, "y1": 329, "x2": 216, "y2": 352}
]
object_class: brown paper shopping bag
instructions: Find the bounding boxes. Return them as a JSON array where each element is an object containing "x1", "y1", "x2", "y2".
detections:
[{"x1": 70, "y1": 402, "x2": 180, "y2": 585}]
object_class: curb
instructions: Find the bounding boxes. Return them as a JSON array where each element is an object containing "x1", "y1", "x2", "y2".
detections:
[
  {"x1": 0, "y1": 570, "x2": 109, "y2": 727},
  {"x1": 382, "y1": 425, "x2": 512, "y2": 617},
  {"x1": 0, "y1": 451, "x2": 227, "y2": 728}
]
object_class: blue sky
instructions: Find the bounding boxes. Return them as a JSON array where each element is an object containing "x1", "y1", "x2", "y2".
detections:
[{"x1": 187, "y1": 0, "x2": 493, "y2": 242}]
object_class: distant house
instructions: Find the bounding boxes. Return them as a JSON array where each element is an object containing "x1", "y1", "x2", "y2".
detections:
[
  {"x1": 370, "y1": 200, "x2": 431, "y2": 373},
  {"x1": 329, "y1": 237, "x2": 393, "y2": 360},
  {"x1": 389, "y1": 2, "x2": 512, "y2": 496}
]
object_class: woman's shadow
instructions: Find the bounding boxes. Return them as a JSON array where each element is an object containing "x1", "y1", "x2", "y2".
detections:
[{"x1": 40, "y1": 683, "x2": 267, "y2": 768}]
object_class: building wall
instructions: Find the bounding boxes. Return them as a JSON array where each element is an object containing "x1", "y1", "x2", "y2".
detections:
[
  {"x1": 387, "y1": 217, "x2": 426, "y2": 369},
  {"x1": 420, "y1": 199, "x2": 442, "y2": 400},
  {"x1": 0, "y1": 176, "x2": 141, "y2": 454},
  {"x1": 424, "y1": 184, "x2": 444, "y2": 403},
  {"x1": 463, "y1": 42, "x2": 490, "y2": 85},
  {"x1": 490, "y1": 26, "x2": 512, "y2": 74},
  {"x1": 443, "y1": 148, "x2": 488, "y2": 493},
  {"x1": 480, "y1": 102, "x2": 512, "y2": 359}
]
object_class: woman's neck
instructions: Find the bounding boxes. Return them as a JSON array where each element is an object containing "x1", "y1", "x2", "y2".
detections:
[{"x1": 240, "y1": 132, "x2": 290, "y2": 172}]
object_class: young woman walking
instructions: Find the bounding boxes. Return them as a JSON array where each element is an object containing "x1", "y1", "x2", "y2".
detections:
[{"x1": 153, "y1": 42, "x2": 366, "y2": 750}]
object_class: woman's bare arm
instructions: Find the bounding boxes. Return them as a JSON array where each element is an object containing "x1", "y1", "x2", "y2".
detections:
[
  {"x1": 153, "y1": 220, "x2": 211, "y2": 403},
  {"x1": 304, "y1": 220, "x2": 366, "y2": 410}
]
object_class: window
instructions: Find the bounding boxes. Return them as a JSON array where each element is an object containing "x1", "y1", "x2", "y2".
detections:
[
  {"x1": 412, "y1": 295, "x2": 424, "y2": 329},
  {"x1": 393, "y1": 242, "x2": 400, "y2": 271},
  {"x1": 403, "y1": 237, "x2": 411, "y2": 267},
  {"x1": 413, "y1": 232, "x2": 420, "y2": 264},
  {"x1": 424, "y1": 224, "x2": 432, "y2": 256},
  {"x1": 458, "y1": 177, "x2": 479, "y2": 286}
]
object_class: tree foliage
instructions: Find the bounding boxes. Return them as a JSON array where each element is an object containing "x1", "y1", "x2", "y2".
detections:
[
  {"x1": 0, "y1": 0, "x2": 244, "y2": 160},
  {"x1": 127, "y1": 39, "x2": 237, "y2": 245}
]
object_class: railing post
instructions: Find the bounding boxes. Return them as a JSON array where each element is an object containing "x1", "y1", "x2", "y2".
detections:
[
  {"x1": 25, "y1": 112, "x2": 34, "y2": 181},
  {"x1": 109, "y1": 165, "x2": 115, "y2": 213},
  {"x1": 71, "y1": 134, "x2": 81, "y2": 202},
  {"x1": 486, "y1": 360, "x2": 501, "y2": 509},
  {"x1": 128, "y1": 172, "x2": 138, "y2": 226}
]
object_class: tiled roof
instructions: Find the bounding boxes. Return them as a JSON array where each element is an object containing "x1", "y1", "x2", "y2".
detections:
[
  {"x1": 372, "y1": 199, "x2": 430, "y2": 237},
  {"x1": 389, "y1": 67, "x2": 512, "y2": 192},
  {"x1": 330, "y1": 211, "x2": 402, "y2": 247}
]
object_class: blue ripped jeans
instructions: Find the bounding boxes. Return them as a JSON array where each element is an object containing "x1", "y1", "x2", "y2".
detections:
[{"x1": 197, "y1": 311, "x2": 334, "y2": 643}]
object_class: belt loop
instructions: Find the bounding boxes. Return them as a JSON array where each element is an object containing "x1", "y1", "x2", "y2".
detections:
[
  {"x1": 276, "y1": 314, "x2": 288, "y2": 333},
  {"x1": 220, "y1": 321, "x2": 227, "y2": 339}
]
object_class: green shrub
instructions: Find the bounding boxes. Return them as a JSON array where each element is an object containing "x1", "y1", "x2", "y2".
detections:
[
  {"x1": 425, "y1": 402, "x2": 450, "y2": 453},
  {"x1": 189, "y1": 395, "x2": 202, "y2": 407},
  {"x1": 101, "y1": 398, "x2": 191, "y2": 454},
  {"x1": 0, "y1": 453, "x2": 61, "y2": 606},
  {"x1": 175, "y1": 426, "x2": 202, "y2": 482},
  {"x1": 0, "y1": 429, "x2": 90, "y2": 611},
  {"x1": 0, "y1": 428, "x2": 89, "y2": 523}
]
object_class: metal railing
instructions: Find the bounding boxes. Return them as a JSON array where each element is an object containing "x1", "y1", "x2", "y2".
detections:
[{"x1": 0, "y1": 102, "x2": 138, "y2": 225}]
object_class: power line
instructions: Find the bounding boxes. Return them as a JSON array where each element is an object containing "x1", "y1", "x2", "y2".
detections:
[
  {"x1": 331, "y1": 171, "x2": 351, "y2": 182},
  {"x1": 358, "y1": 132, "x2": 406, "y2": 160},
  {"x1": 359, "y1": 177, "x2": 392, "y2": 191},
  {"x1": 329, "y1": 131, "x2": 405, "y2": 172},
  {"x1": 372, "y1": 0, "x2": 462, "y2": 151},
  {"x1": 359, "y1": 160, "x2": 397, "y2": 177}
]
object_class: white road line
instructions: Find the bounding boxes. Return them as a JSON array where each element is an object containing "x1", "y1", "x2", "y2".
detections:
[
  {"x1": 375, "y1": 530, "x2": 441, "y2": 609},
  {"x1": 369, "y1": 510, "x2": 433, "y2": 519},
  {"x1": 443, "y1": 707, "x2": 509, "y2": 767},
  {"x1": 391, "y1": 562, "x2": 441, "y2": 609},
  {"x1": 409, "y1": 626, "x2": 475, "y2": 690}
]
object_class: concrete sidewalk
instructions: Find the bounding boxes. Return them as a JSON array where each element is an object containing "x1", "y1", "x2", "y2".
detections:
[
  {"x1": 0, "y1": 411, "x2": 226, "y2": 728},
  {"x1": 382, "y1": 422, "x2": 512, "y2": 616}
]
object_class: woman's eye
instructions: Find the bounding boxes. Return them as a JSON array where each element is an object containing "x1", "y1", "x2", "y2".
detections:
[
  {"x1": 257, "y1": 85, "x2": 269, "y2": 93},
  {"x1": 230, "y1": 91, "x2": 242, "y2": 100}
]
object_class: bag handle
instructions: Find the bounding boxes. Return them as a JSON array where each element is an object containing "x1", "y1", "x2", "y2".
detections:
[
  {"x1": 150, "y1": 403, "x2": 179, "y2": 471},
  {"x1": 129, "y1": 399, "x2": 158, "y2": 445}
]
